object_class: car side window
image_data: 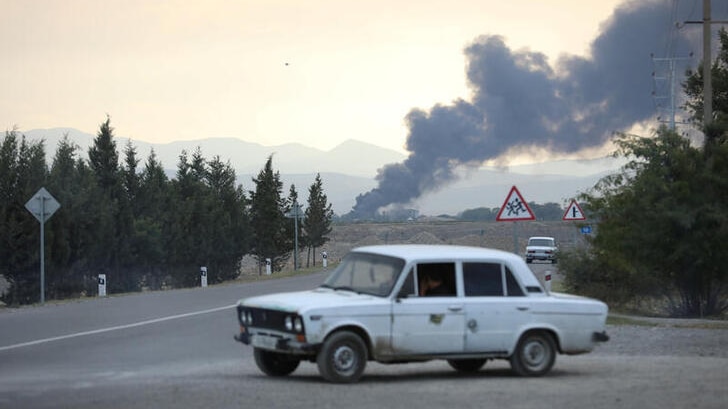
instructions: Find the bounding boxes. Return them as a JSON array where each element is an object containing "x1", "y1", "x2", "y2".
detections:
[
  {"x1": 463, "y1": 262, "x2": 503, "y2": 296},
  {"x1": 416, "y1": 262, "x2": 456, "y2": 297},
  {"x1": 505, "y1": 267, "x2": 525, "y2": 296},
  {"x1": 397, "y1": 268, "x2": 417, "y2": 298}
]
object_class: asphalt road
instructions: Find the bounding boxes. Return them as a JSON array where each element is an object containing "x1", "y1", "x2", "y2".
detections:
[{"x1": 1, "y1": 266, "x2": 726, "y2": 409}]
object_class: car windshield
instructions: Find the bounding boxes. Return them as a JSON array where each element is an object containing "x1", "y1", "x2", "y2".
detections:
[
  {"x1": 529, "y1": 239, "x2": 554, "y2": 247},
  {"x1": 320, "y1": 252, "x2": 405, "y2": 297}
]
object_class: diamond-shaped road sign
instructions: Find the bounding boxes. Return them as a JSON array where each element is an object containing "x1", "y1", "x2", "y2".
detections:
[{"x1": 25, "y1": 187, "x2": 61, "y2": 223}]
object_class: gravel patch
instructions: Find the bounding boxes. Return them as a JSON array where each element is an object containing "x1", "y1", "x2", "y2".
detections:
[{"x1": 594, "y1": 324, "x2": 728, "y2": 358}]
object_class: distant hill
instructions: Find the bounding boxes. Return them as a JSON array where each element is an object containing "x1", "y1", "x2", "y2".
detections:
[
  {"x1": 16, "y1": 128, "x2": 404, "y2": 177},
  {"x1": 10, "y1": 128, "x2": 625, "y2": 216}
]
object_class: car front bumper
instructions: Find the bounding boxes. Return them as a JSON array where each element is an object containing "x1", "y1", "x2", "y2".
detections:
[
  {"x1": 592, "y1": 331, "x2": 610, "y2": 342},
  {"x1": 235, "y1": 330, "x2": 319, "y2": 355}
]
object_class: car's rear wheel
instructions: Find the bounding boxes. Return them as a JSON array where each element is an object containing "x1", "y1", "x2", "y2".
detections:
[
  {"x1": 316, "y1": 331, "x2": 367, "y2": 383},
  {"x1": 509, "y1": 331, "x2": 556, "y2": 376},
  {"x1": 447, "y1": 358, "x2": 487, "y2": 373},
  {"x1": 253, "y1": 348, "x2": 300, "y2": 377}
]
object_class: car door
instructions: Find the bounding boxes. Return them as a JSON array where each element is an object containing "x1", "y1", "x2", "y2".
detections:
[
  {"x1": 461, "y1": 262, "x2": 532, "y2": 353},
  {"x1": 390, "y1": 263, "x2": 465, "y2": 355}
]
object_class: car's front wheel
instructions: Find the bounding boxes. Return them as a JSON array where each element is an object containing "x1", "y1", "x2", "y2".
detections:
[
  {"x1": 253, "y1": 348, "x2": 300, "y2": 377},
  {"x1": 509, "y1": 331, "x2": 556, "y2": 376},
  {"x1": 316, "y1": 331, "x2": 367, "y2": 383},
  {"x1": 447, "y1": 358, "x2": 487, "y2": 373}
]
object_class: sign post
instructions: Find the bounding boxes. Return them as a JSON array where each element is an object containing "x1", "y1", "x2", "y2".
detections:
[
  {"x1": 562, "y1": 199, "x2": 587, "y2": 245},
  {"x1": 495, "y1": 186, "x2": 535, "y2": 254},
  {"x1": 284, "y1": 202, "x2": 304, "y2": 270},
  {"x1": 25, "y1": 187, "x2": 61, "y2": 304}
]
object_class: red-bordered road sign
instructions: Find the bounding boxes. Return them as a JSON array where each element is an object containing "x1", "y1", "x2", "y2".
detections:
[
  {"x1": 496, "y1": 186, "x2": 535, "y2": 221},
  {"x1": 562, "y1": 199, "x2": 586, "y2": 221}
]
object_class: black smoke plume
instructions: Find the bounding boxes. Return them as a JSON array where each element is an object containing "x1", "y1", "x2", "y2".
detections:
[{"x1": 350, "y1": 0, "x2": 700, "y2": 219}]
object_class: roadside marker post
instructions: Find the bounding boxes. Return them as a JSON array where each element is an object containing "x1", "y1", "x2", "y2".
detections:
[
  {"x1": 544, "y1": 271, "x2": 552, "y2": 293},
  {"x1": 200, "y1": 266, "x2": 208, "y2": 288},
  {"x1": 98, "y1": 274, "x2": 107, "y2": 297}
]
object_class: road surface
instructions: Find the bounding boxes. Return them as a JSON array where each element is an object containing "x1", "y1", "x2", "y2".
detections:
[{"x1": 1, "y1": 268, "x2": 726, "y2": 409}]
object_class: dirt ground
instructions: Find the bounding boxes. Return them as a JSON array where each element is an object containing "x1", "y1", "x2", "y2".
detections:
[{"x1": 297, "y1": 220, "x2": 585, "y2": 268}]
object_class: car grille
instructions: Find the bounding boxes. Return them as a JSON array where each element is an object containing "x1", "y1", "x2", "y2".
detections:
[{"x1": 243, "y1": 307, "x2": 289, "y2": 331}]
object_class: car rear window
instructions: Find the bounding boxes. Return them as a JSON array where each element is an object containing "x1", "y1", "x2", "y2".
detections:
[{"x1": 528, "y1": 238, "x2": 554, "y2": 246}]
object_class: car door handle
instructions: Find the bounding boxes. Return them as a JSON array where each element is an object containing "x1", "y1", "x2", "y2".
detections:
[
  {"x1": 517, "y1": 306, "x2": 529, "y2": 311},
  {"x1": 448, "y1": 305, "x2": 463, "y2": 312}
]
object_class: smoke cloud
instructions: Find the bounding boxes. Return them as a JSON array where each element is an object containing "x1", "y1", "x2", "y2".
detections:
[{"x1": 350, "y1": 0, "x2": 699, "y2": 218}]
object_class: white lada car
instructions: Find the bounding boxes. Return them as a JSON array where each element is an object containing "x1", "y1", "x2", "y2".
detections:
[{"x1": 234, "y1": 245, "x2": 609, "y2": 383}]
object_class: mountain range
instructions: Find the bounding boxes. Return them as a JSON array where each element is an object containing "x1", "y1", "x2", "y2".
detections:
[{"x1": 11, "y1": 128, "x2": 627, "y2": 216}]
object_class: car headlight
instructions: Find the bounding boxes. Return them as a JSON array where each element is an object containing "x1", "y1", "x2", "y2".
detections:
[
  {"x1": 284, "y1": 315, "x2": 304, "y2": 332},
  {"x1": 242, "y1": 311, "x2": 252, "y2": 325},
  {"x1": 293, "y1": 317, "x2": 303, "y2": 333}
]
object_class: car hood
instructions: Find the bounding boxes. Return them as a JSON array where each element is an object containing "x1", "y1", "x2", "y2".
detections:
[{"x1": 237, "y1": 288, "x2": 381, "y2": 314}]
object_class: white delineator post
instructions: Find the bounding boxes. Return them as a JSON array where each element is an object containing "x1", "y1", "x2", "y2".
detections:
[
  {"x1": 265, "y1": 258, "x2": 272, "y2": 275},
  {"x1": 544, "y1": 271, "x2": 552, "y2": 294},
  {"x1": 200, "y1": 266, "x2": 208, "y2": 287},
  {"x1": 98, "y1": 274, "x2": 107, "y2": 297}
]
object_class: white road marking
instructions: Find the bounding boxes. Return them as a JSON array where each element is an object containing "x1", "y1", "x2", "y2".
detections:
[{"x1": 0, "y1": 304, "x2": 236, "y2": 352}]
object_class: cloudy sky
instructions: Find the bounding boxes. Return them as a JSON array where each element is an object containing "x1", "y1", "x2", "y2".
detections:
[{"x1": 2, "y1": 0, "x2": 630, "y2": 154}]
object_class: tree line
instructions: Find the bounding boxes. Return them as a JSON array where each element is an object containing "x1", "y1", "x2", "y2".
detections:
[
  {"x1": 0, "y1": 118, "x2": 333, "y2": 305},
  {"x1": 458, "y1": 202, "x2": 566, "y2": 221},
  {"x1": 561, "y1": 29, "x2": 728, "y2": 317}
]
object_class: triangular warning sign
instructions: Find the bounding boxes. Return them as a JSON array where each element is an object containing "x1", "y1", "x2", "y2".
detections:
[
  {"x1": 496, "y1": 186, "x2": 535, "y2": 221},
  {"x1": 562, "y1": 199, "x2": 586, "y2": 221}
]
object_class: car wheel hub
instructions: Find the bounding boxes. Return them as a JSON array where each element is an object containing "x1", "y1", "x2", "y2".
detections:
[
  {"x1": 332, "y1": 345, "x2": 357, "y2": 374},
  {"x1": 523, "y1": 341, "x2": 547, "y2": 368}
]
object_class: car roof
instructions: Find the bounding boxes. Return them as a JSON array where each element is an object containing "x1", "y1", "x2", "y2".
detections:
[
  {"x1": 351, "y1": 244, "x2": 521, "y2": 263},
  {"x1": 528, "y1": 236, "x2": 555, "y2": 240}
]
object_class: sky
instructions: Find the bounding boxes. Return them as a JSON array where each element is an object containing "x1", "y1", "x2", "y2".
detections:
[
  {"x1": 6, "y1": 0, "x2": 722, "y2": 216},
  {"x1": 2, "y1": 0, "x2": 625, "y2": 155}
]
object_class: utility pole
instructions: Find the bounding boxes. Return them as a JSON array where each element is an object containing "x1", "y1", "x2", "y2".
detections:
[
  {"x1": 703, "y1": 0, "x2": 712, "y2": 126},
  {"x1": 684, "y1": 0, "x2": 728, "y2": 128}
]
